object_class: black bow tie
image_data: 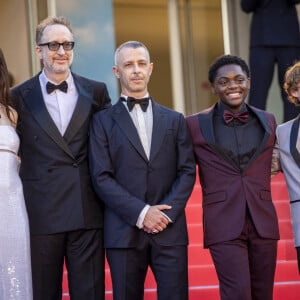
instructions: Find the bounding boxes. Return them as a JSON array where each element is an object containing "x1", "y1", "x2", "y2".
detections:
[
  {"x1": 46, "y1": 81, "x2": 68, "y2": 94},
  {"x1": 223, "y1": 110, "x2": 249, "y2": 124},
  {"x1": 123, "y1": 97, "x2": 150, "y2": 112}
]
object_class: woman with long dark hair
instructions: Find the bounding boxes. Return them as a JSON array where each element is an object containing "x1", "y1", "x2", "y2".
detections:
[{"x1": 0, "y1": 48, "x2": 32, "y2": 299}]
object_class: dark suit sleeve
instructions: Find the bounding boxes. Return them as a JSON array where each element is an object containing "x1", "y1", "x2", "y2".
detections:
[
  {"x1": 93, "y1": 82, "x2": 112, "y2": 111},
  {"x1": 289, "y1": 0, "x2": 300, "y2": 4},
  {"x1": 157, "y1": 114, "x2": 196, "y2": 222},
  {"x1": 89, "y1": 112, "x2": 146, "y2": 226},
  {"x1": 240, "y1": 0, "x2": 260, "y2": 12}
]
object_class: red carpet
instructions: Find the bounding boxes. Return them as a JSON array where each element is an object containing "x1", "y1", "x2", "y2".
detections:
[{"x1": 62, "y1": 172, "x2": 300, "y2": 299}]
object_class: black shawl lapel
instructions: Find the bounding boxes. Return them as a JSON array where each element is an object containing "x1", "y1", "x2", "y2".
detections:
[
  {"x1": 149, "y1": 99, "x2": 167, "y2": 161},
  {"x1": 63, "y1": 73, "x2": 92, "y2": 143},
  {"x1": 290, "y1": 115, "x2": 300, "y2": 167},
  {"x1": 197, "y1": 104, "x2": 239, "y2": 169},
  {"x1": 244, "y1": 105, "x2": 271, "y2": 168},
  {"x1": 112, "y1": 99, "x2": 148, "y2": 161},
  {"x1": 21, "y1": 75, "x2": 75, "y2": 159},
  {"x1": 197, "y1": 105, "x2": 215, "y2": 145}
]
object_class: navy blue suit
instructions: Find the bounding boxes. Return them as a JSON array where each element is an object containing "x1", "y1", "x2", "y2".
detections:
[
  {"x1": 241, "y1": 0, "x2": 300, "y2": 122},
  {"x1": 89, "y1": 99, "x2": 196, "y2": 300}
]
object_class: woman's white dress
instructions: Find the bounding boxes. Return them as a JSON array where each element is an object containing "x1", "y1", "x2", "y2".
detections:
[{"x1": 0, "y1": 125, "x2": 32, "y2": 299}]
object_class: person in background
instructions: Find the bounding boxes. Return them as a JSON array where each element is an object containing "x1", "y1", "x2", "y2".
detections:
[
  {"x1": 11, "y1": 16, "x2": 111, "y2": 300},
  {"x1": 89, "y1": 40, "x2": 195, "y2": 300},
  {"x1": 186, "y1": 54, "x2": 279, "y2": 300},
  {"x1": 272, "y1": 61, "x2": 300, "y2": 274},
  {"x1": 0, "y1": 48, "x2": 32, "y2": 299},
  {"x1": 241, "y1": 0, "x2": 300, "y2": 122}
]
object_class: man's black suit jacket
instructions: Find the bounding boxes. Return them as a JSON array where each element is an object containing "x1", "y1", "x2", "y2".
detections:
[
  {"x1": 11, "y1": 72, "x2": 111, "y2": 235},
  {"x1": 89, "y1": 99, "x2": 196, "y2": 248}
]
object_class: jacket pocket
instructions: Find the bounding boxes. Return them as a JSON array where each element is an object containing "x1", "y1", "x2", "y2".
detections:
[
  {"x1": 260, "y1": 190, "x2": 271, "y2": 201},
  {"x1": 203, "y1": 191, "x2": 226, "y2": 206}
]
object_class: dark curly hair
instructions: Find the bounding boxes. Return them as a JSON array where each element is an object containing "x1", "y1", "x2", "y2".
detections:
[
  {"x1": 284, "y1": 61, "x2": 300, "y2": 106},
  {"x1": 208, "y1": 54, "x2": 250, "y2": 83}
]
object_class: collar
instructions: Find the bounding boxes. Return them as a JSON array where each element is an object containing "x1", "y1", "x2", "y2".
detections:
[
  {"x1": 40, "y1": 69, "x2": 73, "y2": 89},
  {"x1": 121, "y1": 93, "x2": 149, "y2": 100},
  {"x1": 217, "y1": 101, "x2": 248, "y2": 115}
]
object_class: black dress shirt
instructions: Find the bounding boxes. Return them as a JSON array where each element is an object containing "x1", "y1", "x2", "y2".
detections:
[{"x1": 213, "y1": 102, "x2": 264, "y2": 171}]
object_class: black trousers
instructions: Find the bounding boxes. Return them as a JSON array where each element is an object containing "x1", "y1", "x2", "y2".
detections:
[
  {"x1": 30, "y1": 228, "x2": 104, "y2": 300},
  {"x1": 106, "y1": 234, "x2": 188, "y2": 300},
  {"x1": 248, "y1": 46, "x2": 300, "y2": 122}
]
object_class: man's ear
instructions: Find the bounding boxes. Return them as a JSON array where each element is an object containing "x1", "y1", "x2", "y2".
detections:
[
  {"x1": 35, "y1": 45, "x2": 42, "y2": 59},
  {"x1": 113, "y1": 66, "x2": 120, "y2": 78},
  {"x1": 211, "y1": 85, "x2": 216, "y2": 95},
  {"x1": 291, "y1": 88, "x2": 300, "y2": 99}
]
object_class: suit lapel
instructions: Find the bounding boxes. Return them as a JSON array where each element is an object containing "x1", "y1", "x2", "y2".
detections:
[
  {"x1": 63, "y1": 73, "x2": 92, "y2": 143},
  {"x1": 290, "y1": 116, "x2": 300, "y2": 167},
  {"x1": 198, "y1": 104, "x2": 239, "y2": 169},
  {"x1": 149, "y1": 100, "x2": 167, "y2": 161},
  {"x1": 112, "y1": 100, "x2": 148, "y2": 161},
  {"x1": 244, "y1": 106, "x2": 271, "y2": 168},
  {"x1": 21, "y1": 75, "x2": 75, "y2": 159}
]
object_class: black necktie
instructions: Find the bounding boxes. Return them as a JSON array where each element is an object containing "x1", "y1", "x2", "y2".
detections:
[
  {"x1": 223, "y1": 110, "x2": 249, "y2": 124},
  {"x1": 125, "y1": 97, "x2": 149, "y2": 112},
  {"x1": 46, "y1": 81, "x2": 68, "y2": 94}
]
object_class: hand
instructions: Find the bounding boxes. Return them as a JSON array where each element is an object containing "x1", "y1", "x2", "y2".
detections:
[{"x1": 142, "y1": 204, "x2": 172, "y2": 234}]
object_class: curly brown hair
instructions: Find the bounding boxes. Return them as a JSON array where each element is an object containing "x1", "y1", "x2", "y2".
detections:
[
  {"x1": 284, "y1": 61, "x2": 300, "y2": 106},
  {"x1": 0, "y1": 48, "x2": 13, "y2": 121}
]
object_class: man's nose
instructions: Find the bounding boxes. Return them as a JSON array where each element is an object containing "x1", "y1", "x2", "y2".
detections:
[{"x1": 57, "y1": 45, "x2": 66, "y2": 54}]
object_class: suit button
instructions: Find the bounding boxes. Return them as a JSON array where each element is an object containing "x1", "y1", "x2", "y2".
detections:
[{"x1": 72, "y1": 163, "x2": 78, "y2": 168}]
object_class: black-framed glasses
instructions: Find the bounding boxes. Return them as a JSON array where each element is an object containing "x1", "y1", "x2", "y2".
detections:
[{"x1": 38, "y1": 41, "x2": 75, "y2": 51}]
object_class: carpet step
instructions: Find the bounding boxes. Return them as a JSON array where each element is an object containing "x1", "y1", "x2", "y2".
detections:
[
  {"x1": 63, "y1": 278, "x2": 300, "y2": 300},
  {"x1": 274, "y1": 200, "x2": 292, "y2": 219}
]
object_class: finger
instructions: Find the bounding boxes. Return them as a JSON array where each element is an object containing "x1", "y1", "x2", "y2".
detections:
[
  {"x1": 155, "y1": 204, "x2": 172, "y2": 211},
  {"x1": 143, "y1": 227, "x2": 152, "y2": 233}
]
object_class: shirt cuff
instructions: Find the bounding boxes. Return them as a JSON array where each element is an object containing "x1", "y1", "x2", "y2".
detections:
[
  {"x1": 161, "y1": 211, "x2": 173, "y2": 223},
  {"x1": 136, "y1": 204, "x2": 150, "y2": 229}
]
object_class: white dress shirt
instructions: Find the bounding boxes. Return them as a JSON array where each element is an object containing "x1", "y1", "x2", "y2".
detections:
[
  {"x1": 121, "y1": 94, "x2": 152, "y2": 228},
  {"x1": 39, "y1": 70, "x2": 78, "y2": 135}
]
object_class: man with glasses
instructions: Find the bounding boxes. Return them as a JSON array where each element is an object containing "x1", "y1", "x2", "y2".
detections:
[{"x1": 11, "y1": 16, "x2": 111, "y2": 300}]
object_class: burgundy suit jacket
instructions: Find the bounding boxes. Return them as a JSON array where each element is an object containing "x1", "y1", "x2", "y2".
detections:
[{"x1": 186, "y1": 104, "x2": 280, "y2": 248}]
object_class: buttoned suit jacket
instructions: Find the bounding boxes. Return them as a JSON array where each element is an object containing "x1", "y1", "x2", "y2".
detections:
[
  {"x1": 89, "y1": 99, "x2": 196, "y2": 248},
  {"x1": 274, "y1": 116, "x2": 300, "y2": 247},
  {"x1": 186, "y1": 104, "x2": 280, "y2": 248},
  {"x1": 11, "y1": 72, "x2": 111, "y2": 235}
]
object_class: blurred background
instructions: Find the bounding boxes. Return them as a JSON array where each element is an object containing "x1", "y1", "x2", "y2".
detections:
[{"x1": 0, "y1": 0, "x2": 285, "y2": 122}]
